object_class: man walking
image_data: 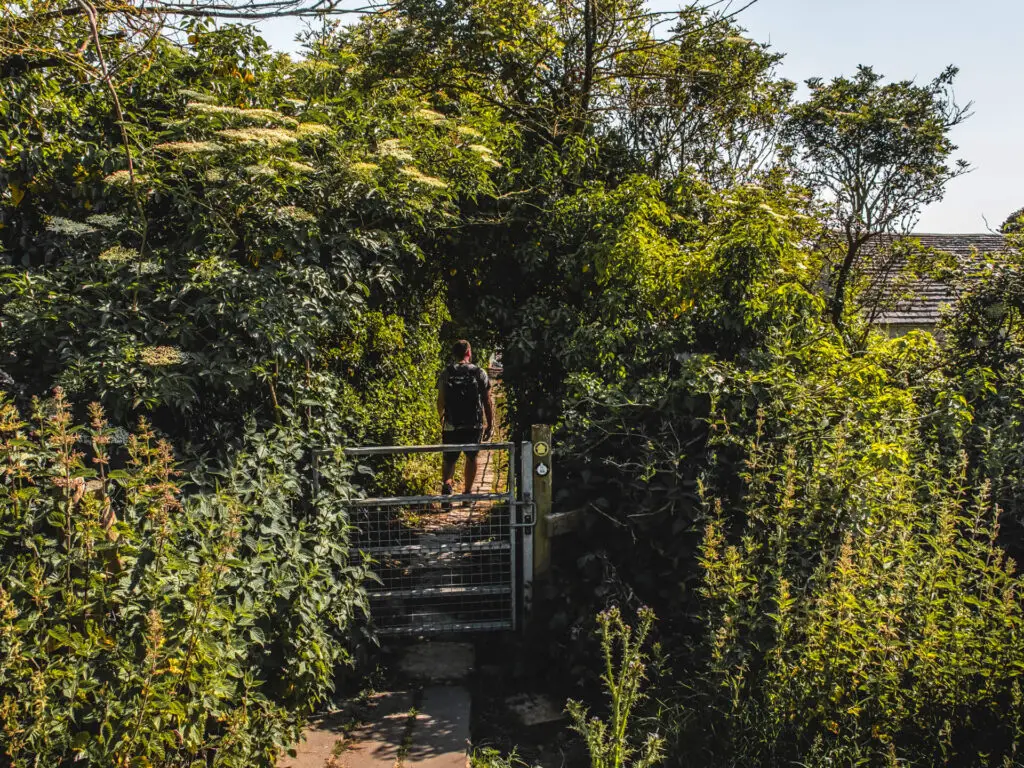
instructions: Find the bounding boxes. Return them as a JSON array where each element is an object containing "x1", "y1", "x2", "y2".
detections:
[{"x1": 437, "y1": 339, "x2": 494, "y2": 495}]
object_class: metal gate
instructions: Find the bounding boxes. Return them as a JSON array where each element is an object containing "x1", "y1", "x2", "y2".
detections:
[{"x1": 343, "y1": 442, "x2": 535, "y2": 635}]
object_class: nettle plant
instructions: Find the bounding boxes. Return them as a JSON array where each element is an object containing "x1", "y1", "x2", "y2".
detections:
[{"x1": 0, "y1": 390, "x2": 372, "y2": 767}]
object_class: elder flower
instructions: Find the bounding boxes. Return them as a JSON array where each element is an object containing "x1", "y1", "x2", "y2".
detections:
[
  {"x1": 46, "y1": 217, "x2": 97, "y2": 236},
  {"x1": 137, "y1": 346, "x2": 187, "y2": 366},
  {"x1": 103, "y1": 170, "x2": 146, "y2": 186},
  {"x1": 277, "y1": 205, "x2": 316, "y2": 223},
  {"x1": 86, "y1": 213, "x2": 126, "y2": 229},
  {"x1": 399, "y1": 167, "x2": 448, "y2": 189},
  {"x1": 153, "y1": 141, "x2": 225, "y2": 154},
  {"x1": 217, "y1": 128, "x2": 298, "y2": 146},
  {"x1": 99, "y1": 246, "x2": 140, "y2": 264}
]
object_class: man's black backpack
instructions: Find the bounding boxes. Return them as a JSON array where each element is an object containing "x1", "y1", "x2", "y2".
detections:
[{"x1": 444, "y1": 363, "x2": 484, "y2": 429}]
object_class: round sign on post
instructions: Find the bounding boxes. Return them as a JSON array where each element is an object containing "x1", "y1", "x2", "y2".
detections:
[{"x1": 530, "y1": 424, "x2": 553, "y2": 583}]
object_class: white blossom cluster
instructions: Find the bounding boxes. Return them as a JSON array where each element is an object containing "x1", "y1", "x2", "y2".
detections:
[
  {"x1": 350, "y1": 162, "x2": 380, "y2": 175},
  {"x1": 376, "y1": 139, "x2": 414, "y2": 162},
  {"x1": 246, "y1": 164, "x2": 278, "y2": 178},
  {"x1": 469, "y1": 144, "x2": 502, "y2": 168},
  {"x1": 46, "y1": 217, "x2": 98, "y2": 236},
  {"x1": 277, "y1": 205, "x2": 317, "y2": 223},
  {"x1": 153, "y1": 141, "x2": 225, "y2": 154},
  {"x1": 297, "y1": 122, "x2": 332, "y2": 137},
  {"x1": 137, "y1": 346, "x2": 188, "y2": 366},
  {"x1": 456, "y1": 125, "x2": 484, "y2": 139},
  {"x1": 217, "y1": 128, "x2": 298, "y2": 146},
  {"x1": 284, "y1": 161, "x2": 316, "y2": 174},
  {"x1": 399, "y1": 167, "x2": 448, "y2": 189},
  {"x1": 99, "y1": 246, "x2": 140, "y2": 264},
  {"x1": 185, "y1": 102, "x2": 298, "y2": 128},
  {"x1": 103, "y1": 170, "x2": 146, "y2": 186},
  {"x1": 87, "y1": 214, "x2": 126, "y2": 229},
  {"x1": 415, "y1": 108, "x2": 446, "y2": 123}
]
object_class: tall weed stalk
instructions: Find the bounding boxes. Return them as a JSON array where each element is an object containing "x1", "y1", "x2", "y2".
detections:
[{"x1": 567, "y1": 606, "x2": 665, "y2": 768}]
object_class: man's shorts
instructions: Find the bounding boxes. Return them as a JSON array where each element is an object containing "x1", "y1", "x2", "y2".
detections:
[{"x1": 443, "y1": 427, "x2": 483, "y2": 462}]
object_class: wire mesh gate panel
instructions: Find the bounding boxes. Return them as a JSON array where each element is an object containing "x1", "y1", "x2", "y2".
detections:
[{"x1": 344, "y1": 443, "x2": 531, "y2": 635}]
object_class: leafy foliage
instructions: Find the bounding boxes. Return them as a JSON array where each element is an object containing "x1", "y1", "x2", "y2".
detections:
[
  {"x1": 1002, "y1": 206, "x2": 1024, "y2": 235},
  {"x1": 0, "y1": 391, "x2": 371, "y2": 766},
  {"x1": 555, "y1": 308, "x2": 1024, "y2": 765},
  {"x1": 941, "y1": 241, "x2": 1024, "y2": 549},
  {"x1": 684, "y1": 335, "x2": 1024, "y2": 766},
  {"x1": 1, "y1": 20, "x2": 500, "y2": 462},
  {"x1": 1, "y1": 17, "x2": 489, "y2": 764}
]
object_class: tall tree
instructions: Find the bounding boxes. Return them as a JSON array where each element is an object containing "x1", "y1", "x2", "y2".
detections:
[
  {"x1": 337, "y1": 0, "x2": 788, "y2": 181},
  {"x1": 614, "y1": 6, "x2": 792, "y2": 183},
  {"x1": 785, "y1": 65, "x2": 970, "y2": 331}
]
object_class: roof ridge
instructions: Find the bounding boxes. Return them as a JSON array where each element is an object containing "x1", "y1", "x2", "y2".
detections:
[{"x1": 908, "y1": 232, "x2": 1004, "y2": 237}]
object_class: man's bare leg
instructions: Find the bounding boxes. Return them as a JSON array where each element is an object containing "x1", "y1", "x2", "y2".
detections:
[
  {"x1": 463, "y1": 454, "x2": 479, "y2": 494},
  {"x1": 442, "y1": 454, "x2": 458, "y2": 492}
]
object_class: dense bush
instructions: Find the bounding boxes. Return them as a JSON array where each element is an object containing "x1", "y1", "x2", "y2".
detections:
[
  {"x1": 549, "y1": 224, "x2": 1024, "y2": 764},
  {"x1": 681, "y1": 333, "x2": 1024, "y2": 766},
  {"x1": 1, "y1": 22, "x2": 500, "y2": 459},
  {"x1": 0, "y1": 22, "x2": 494, "y2": 762},
  {"x1": 0, "y1": 390, "x2": 371, "y2": 766},
  {"x1": 940, "y1": 244, "x2": 1024, "y2": 552}
]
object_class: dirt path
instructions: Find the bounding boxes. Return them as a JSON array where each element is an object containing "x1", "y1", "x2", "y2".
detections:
[{"x1": 474, "y1": 372, "x2": 507, "y2": 494}]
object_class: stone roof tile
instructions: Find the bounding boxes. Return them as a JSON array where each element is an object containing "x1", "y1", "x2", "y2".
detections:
[{"x1": 866, "y1": 233, "x2": 1009, "y2": 326}]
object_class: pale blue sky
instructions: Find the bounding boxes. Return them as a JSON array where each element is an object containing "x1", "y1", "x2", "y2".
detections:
[{"x1": 258, "y1": 0, "x2": 1023, "y2": 233}]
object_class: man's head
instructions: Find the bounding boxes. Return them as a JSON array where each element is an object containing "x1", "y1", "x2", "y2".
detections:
[{"x1": 451, "y1": 339, "x2": 472, "y2": 362}]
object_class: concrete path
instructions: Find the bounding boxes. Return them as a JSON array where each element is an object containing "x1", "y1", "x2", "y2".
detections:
[
  {"x1": 405, "y1": 686, "x2": 471, "y2": 768},
  {"x1": 279, "y1": 643, "x2": 473, "y2": 768}
]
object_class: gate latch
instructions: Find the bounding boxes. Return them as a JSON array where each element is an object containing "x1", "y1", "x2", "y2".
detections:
[{"x1": 512, "y1": 501, "x2": 537, "y2": 530}]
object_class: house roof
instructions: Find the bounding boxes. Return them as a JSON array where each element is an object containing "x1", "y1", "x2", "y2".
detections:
[{"x1": 867, "y1": 233, "x2": 1009, "y2": 327}]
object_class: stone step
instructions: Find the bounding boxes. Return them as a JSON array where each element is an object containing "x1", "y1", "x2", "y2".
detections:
[
  {"x1": 404, "y1": 686, "x2": 470, "y2": 768},
  {"x1": 369, "y1": 584, "x2": 511, "y2": 600},
  {"x1": 278, "y1": 644, "x2": 476, "y2": 768},
  {"x1": 279, "y1": 690, "x2": 413, "y2": 768}
]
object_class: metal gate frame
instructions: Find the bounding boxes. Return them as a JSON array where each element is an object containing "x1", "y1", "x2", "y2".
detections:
[{"x1": 339, "y1": 441, "x2": 535, "y2": 635}]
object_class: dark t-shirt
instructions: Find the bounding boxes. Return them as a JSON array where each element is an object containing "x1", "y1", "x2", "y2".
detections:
[{"x1": 439, "y1": 362, "x2": 490, "y2": 431}]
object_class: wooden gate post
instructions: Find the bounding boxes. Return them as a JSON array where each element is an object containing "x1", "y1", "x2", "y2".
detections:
[{"x1": 531, "y1": 424, "x2": 553, "y2": 579}]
